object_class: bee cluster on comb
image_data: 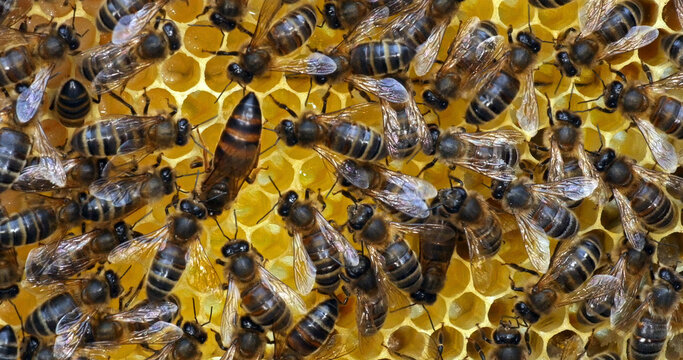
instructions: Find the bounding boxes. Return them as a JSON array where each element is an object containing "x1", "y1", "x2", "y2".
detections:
[{"x1": 0, "y1": 0, "x2": 681, "y2": 359}]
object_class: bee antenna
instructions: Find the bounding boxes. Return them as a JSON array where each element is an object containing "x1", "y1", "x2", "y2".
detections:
[
  {"x1": 132, "y1": 209, "x2": 153, "y2": 229},
  {"x1": 568, "y1": 84, "x2": 575, "y2": 110},
  {"x1": 201, "y1": 306, "x2": 213, "y2": 327},
  {"x1": 192, "y1": 298, "x2": 198, "y2": 324},
  {"x1": 256, "y1": 202, "x2": 278, "y2": 224},
  {"x1": 262, "y1": 127, "x2": 278, "y2": 133},
  {"x1": 259, "y1": 137, "x2": 280, "y2": 156},
  {"x1": 214, "y1": 80, "x2": 233, "y2": 104},
  {"x1": 214, "y1": 217, "x2": 233, "y2": 241},
  {"x1": 191, "y1": 115, "x2": 218, "y2": 130},
  {"x1": 268, "y1": 176, "x2": 282, "y2": 198},
  {"x1": 119, "y1": 265, "x2": 133, "y2": 281},
  {"x1": 527, "y1": 4, "x2": 532, "y2": 34},
  {"x1": 232, "y1": 209, "x2": 239, "y2": 240},
  {"x1": 577, "y1": 94, "x2": 604, "y2": 104},
  {"x1": 9, "y1": 300, "x2": 24, "y2": 337},
  {"x1": 553, "y1": 73, "x2": 563, "y2": 95},
  {"x1": 325, "y1": 177, "x2": 339, "y2": 199},
  {"x1": 190, "y1": 134, "x2": 214, "y2": 157}
]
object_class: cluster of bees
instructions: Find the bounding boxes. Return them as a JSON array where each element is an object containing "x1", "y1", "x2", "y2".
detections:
[{"x1": 0, "y1": 0, "x2": 681, "y2": 359}]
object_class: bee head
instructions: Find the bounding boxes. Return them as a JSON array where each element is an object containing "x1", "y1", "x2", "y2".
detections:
[
  {"x1": 493, "y1": 324, "x2": 522, "y2": 345},
  {"x1": 322, "y1": 2, "x2": 343, "y2": 29},
  {"x1": 347, "y1": 204, "x2": 374, "y2": 231},
  {"x1": 161, "y1": 21, "x2": 182, "y2": 53},
  {"x1": 210, "y1": 12, "x2": 237, "y2": 31},
  {"x1": 183, "y1": 322, "x2": 208, "y2": 344},
  {"x1": 593, "y1": 148, "x2": 616, "y2": 172},
  {"x1": 228, "y1": 62, "x2": 254, "y2": 84},
  {"x1": 410, "y1": 289, "x2": 437, "y2": 305},
  {"x1": 422, "y1": 89, "x2": 449, "y2": 111},
  {"x1": 57, "y1": 24, "x2": 80, "y2": 51},
  {"x1": 490, "y1": 180, "x2": 510, "y2": 200},
  {"x1": 175, "y1": 118, "x2": 191, "y2": 146},
  {"x1": 555, "y1": 110, "x2": 582, "y2": 128},
  {"x1": 221, "y1": 240, "x2": 250, "y2": 258},
  {"x1": 159, "y1": 167, "x2": 176, "y2": 195},
  {"x1": 513, "y1": 301, "x2": 540, "y2": 324},
  {"x1": 344, "y1": 253, "x2": 371, "y2": 279},
  {"x1": 277, "y1": 191, "x2": 299, "y2": 217},
  {"x1": 517, "y1": 31, "x2": 541, "y2": 53},
  {"x1": 179, "y1": 199, "x2": 207, "y2": 220},
  {"x1": 604, "y1": 81, "x2": 624, "y2": 109},
  {"x1": 659, "y1": 267, "x2": 683, "y2": 292},
  {"x1": 105, "y1": 269, "x2": 123, "y2": 299},
  {"x1": 437, "y1": 187, "x2": 467, "y2": 214},
  {"x1": 276, "y1": 119, "x2": 298, "y2": 146},
  {"x1": 0, "y1": 285, "x2": 19, "y2": 300},
  {"x1": 555, "y1": 51, "x2": 577, "y2": 77}
]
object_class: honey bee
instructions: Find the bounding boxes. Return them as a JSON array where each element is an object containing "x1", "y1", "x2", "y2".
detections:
[
  {"x1": 512, "y1": 232, "x2": 618, "y2": 325},
  {"x1": 429, "y1": 185, "x2": 502, "y2": 293},
  {"x1": 554, "y1": 0, "x2": 657, "y2": 79},
  {"x1": 422, "y1": 17, "x2": 502, "y2": 111},
  {"x1": 218, "y1": 240, "x2": 306, "y2": 341},
  {"x1": 0, "y1": 127, "x2": 31, "y2": 194},
  {"x1": 596, "y1": 68, "x2": 682, "y2": 172},
  {"x1": 108, "y1": 199, "x2": 221, "y2": 302},
  {"x1": 0, "y1": 325, "x2": 19, "y2": 360},
  {"x1": 466, "y1": 26, "x2": 542, "y2": 134},
  {"x1": 79, "y1": 166, "x2": 176, "y2": 223},
  {"x1": 0, "y1": 247, "x2": 21, "y2": 303},
  {"x1": 51, "y1": 79, "x2": 92, "y2": 128},
  {"x1": 660, "y1": 33, "x2": 683, "y2": 68},
  {"x1": 473, "y1": 318, "x2": 531, "y2": 360},
  {"x1": 592, "y1": 148, "x2": 683, "y2": 250},
  {"x1": 197, "y1": 0, "x2": 249, "y2": 33},
  {"x1": 79, "y1": 19, "x2": 181, "y2": 94},
  {"x1": 491, "y1": 176, "x2": 598, "y2": 272},
  {"x1": 222, "y1": 2, "x2": 337, "y2": 85},
  {"x1": 381, "y1": 79, "x2": 434, "y2": 158},
  {"x1": 0, "y1": 198, "x2": 81, "y2": 248},
  {"x1": 0, "y1": 0, "x2": 30, "y2": 27},
  {"x1": 423, "y1": 126, "x2": 524, "y2": 182},
  {"x1": 12, "y1": 157, "x2": 107, "y2": 193},
  {"x1": 24, "y1": 221, "x2": 137, "y2": 285},
  {"x1": 410, "y1": 227, "x2": 458, "y2": 305},
  {"x1": 322, "y1": 0, "x2": 411, "y2": 30},
  {"x1": 215, "y1": 316, "x2": 267, "y2": 360},
  {"x1": 529, "y1": 0, "x2": 574, "y2": 8},
  {"x1": 319, "y1": 150, "x2": 438, "y2": 219},
  {"x1": 200, "y1": 92, "x2": 262, "y2": 217},
  {"x1": 144, "y1": 313, "x2": 212, "y2": 360},
  {"x1": 270, "y1": 185, "x2": 358, "y2": 295},
  {"x1": 271, "y1": 98, "x2": 388, "y2": 162},
  {"x1": 97, "y1": 0, "x2": 168, "y2": 34}
]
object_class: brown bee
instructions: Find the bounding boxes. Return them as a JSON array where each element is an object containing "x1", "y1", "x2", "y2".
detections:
[
  {"x1": 12, "y1": 157, "x2": 107, "y2": 193},
  {"x1": 0, "y1": 198, "x2": 81, "y2": 248},
  {"x1": 0, "y1": 0, "x2": 30, "y2": 27},
  {"x1": 215, "y1": 316, "x2": 267, "y2": 360}
]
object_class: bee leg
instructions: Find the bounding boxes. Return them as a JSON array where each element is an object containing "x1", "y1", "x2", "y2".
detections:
[
  {"x1": 472, "y1": 340, "x2": 487, "y2": 360},
  {"x1": 507, "y1": 25, "x2": 514, "y2": 44},
  {"x1": 268, "y1": 94, "x2": 299, "y2": 118},
  {"x1": 524, "y1": 328, "x2": 531, "y2": 355},
  {"x1": 339, "y1": 285, "x2": 350, "y2": 305},
  {"x1": 607, "y1": 64, "x2": 627, "y2": 83},
  {"x1": 475, "y1": 323, "x2": 492, "y2": 344},
  {"x1": 142, "y1": 88, "x2": 150, "y2": 115},
  {"x1": 236, "y1": 24, "x2": 253, "y2": 37},
  {"x1": 504, "y1": 263, "x2": 539, "y2": 277},
  {"x1": 641, "y1": 62, "x2": 653, "y2": 85},
  {"x1": 196, "y1": 6, "x2": 211, "y2": 19},
  {"x1": 107, "y1": 92, "x2": 136, "y2": 115},
  {"x1": 215, "y1": 258, "x2": 226, "y2": 267},
  {"x1": 211, "y1": 329, "x2": 228, "y2": 351},
  {"x1": 416, "y1": 158, "x2": 438, "y2": 178},
  {"x1": 509, "y1": 276, "x2": 524, "y2": 292},
  {"x1": 322, "y1": 87, "x2": 332, "y2": 113}
]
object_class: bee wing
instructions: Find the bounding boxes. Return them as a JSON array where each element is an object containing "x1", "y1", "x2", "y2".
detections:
[
  {"x1": 611, "y1": 292, "x2": 651, "y2": 332},
  {"x1": 88, "y1": 172, "x2": 149, "y2": 206},
  {"x1": 0, "y1": 0, "x2": 31, "y2": 27},
  {"x1": 556, "y1": 274, "x2": 620, "y2": 307},
  {"x1": 292, "y1": 230, "x2": 316, "y2": 295},
  {"x1": 579, "y1": 0, "x2": 617, "y2": 35},
  {"x1": 0, "y1": 26, "x2": 36, "y2": 48},
  {"x1": 515, "y1": 213, "x2": 550, "y2": 273},
  {"x1": 249, "y1": 0, "x2": 284, "y2": 47},
  {"x1": 598, "y1": 26, "x2": 658, "y2": 61},
  {"x1": 455, "y1": 128, "x2": 526, "y2": 146},
  {"x1": 368, "y1": 246, "x2": 410, "y2": 310},
  {"x1": 368, "y1": 168, "x2": 437, "y2": 219},
  {"x1": 109, "y1": 300, "x2": 179, "y2": 324},
  {"x1": 55, "y1": 309, "x2": 92, "y2": 360},
  {"x1": 547, "y1": 138, "x2": 565, "y2": 183},
  {"x1": 381, "y1": 0, "x2": 428, "y2": 38},
  {"x1": 381, "y1": 95, "x2": 432, "y2": 158},
  {"x1": 347, "y1": 75, "x2": 410, "y2": 103},
  {"x1": 113, "y1": 0, "x2": 169, "y2": 44},
  {"x1": 356, "y1": 290, "x2": 383, "y2": 338},
  {"x1": 631, "y1": 116, "x2": 678, "y2": 173},
  {"x1": 220, "y1": 279, "x2": 240, "y2": 348},
  {"x1": 515, "y1": 67, "x2": 539, "y2": 136},
  {"x1": 145, "y1": 343, "x2": 175, "y2": 360},
  {"x1": 92, "y1": 38, "x2": 154, "y2": 94},
  {"x1": 459, "y1": 36, "x2": 507, "y2": 91},
  {"x1": 308, "y1": 331, "x2": 358, "y2": 360},
  {"x1": 644, "y1": 71, "x2": 683, "y2": 92},
  {"x1": 333, "y1": 155, "x2": 371, "y2": 189},
  {"x1": 269, "y1": 53, "x2": 338, "y2": 75},
  {"x1": 576, "y1": 144, "x2": 610, "y2": 205},
  {"x1": 314, "y1": 210, "x2": 359, "y2": 266},
  {"x1": 441, "y1": 130, "x2": 523, "y2": 182},
  {"x1": 438, "y1": 17, "x2": 481, "y2": 75},
  {"x1": 24, "y1": 231, "x2": 100, "y2": 284},
  {"x1": 315, "y1": 102, "x2": 380, "y2": 124},
  {"x1": 220, "y1": 343, "x2": 238, "y2": 360},
  {"x1": 632, "y1": 162, "x2": 683, "y2": 191},
  {"x1": 529, "y1": 176, "x2": 599, "y2": 202},
  {"x1": 15, "y1": 65, "x2": 52, "y2": 124},
  {"x1": 335, "y1": 6, "x2": 391, "y2": 53},
  {"x1": 186, "y1": 239, "x2": 223, "y2": 298},
  {"x1": 612, "y1": 189, "x2": 646, "y2": 251},
  {"x1": 125, "y1": 321, "x2": 183, "y2": 344},
  {"x1": 108, "y1": 224, "x2": 171, "y2": 264},
  {"x1": 391, "y1": 222, "x2": 455, "y2": 239},
  {"x1": 14, "y1": 158, "x2": 82, "y2": 192},
  {"x1": 258, "y1": 264, "x2": 306, "y2": 313},
  {"x1": 413, "y1": 19, "x2": 449, "y2": 77},
  {"x1": 18, "y1": 121, "x2": 67, "y2": 188}
]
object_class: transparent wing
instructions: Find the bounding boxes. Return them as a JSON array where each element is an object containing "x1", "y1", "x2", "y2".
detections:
[
  {"x1": 108, "y1": 224, "x2": 171, "y2": 264},
  {"x1": 381, "y1": 0, "x2": 428, "y2": 39},
  {"x1": 516, "y1": 213, "x2": 551, "y2": 273},
  {"x1": 0, "y1": 0, "x2": 31, "y2": 27},
  {"x1": 677, "y1": 0, "x2": 683, "y2": 27},
  {"x1": 335, "y1": 6, "x2": 391, "y2": 53},
  {"x1": 113, "y1": 0, "x2": 169, "y2": 44},
  {"x1": 612, "y1": 189, "x2": 645, "y2": 251},
  {"x1": 453, "y1": 128, "x2": 526, "y2": 147},
  {"x1": 515, "y1": 67, "x2": 539, "y2": 135},
  {"x1": 269, "y1": 53, "x2": 337, "y2": 75},
  {"x1": 109, "y1": 300, "x2": 179, "y2": 324},
  {"x1": 249, "y1": 0, "x2": 284, "y2": 47},
  {"x1": 314, "y1": 210, "x2": 359, "y2": 266},
  {"x1": 356, "y1": 290, "x2": 384, "y2": 338},
  {"x1": 13, "y1": 158, "x2": 82, "y2": 192},
  {"x1": 632, "y1": 162, "x2": 683, "y2": 191},
  {"x1": 645, "y1": 71, "x2": 683, "y2": 93},
  {"x1": 16, "y1": 65, "x2": 52, "y2": 124},
  {"x1": 438, "y1": 17, "x2": 481, "y2": 75},
  {"x1": 186, "y1": 239, "x2": 223, "y2": 298},
  {"x1": 368, "y1": 246, "x2": 410, "y2": 310},
  {"x1": 576, "y1": 143, "x2": 609, "y2": 205},
  {"x1": 632, "y1": 116, "x2": 677, "y2": 173},
  {"x1": 458, "y1": 36, "x2": 507, "y2": 93},
  {"x1": 413, "y1": 19, "x2": 449, "y2": 76},
  {"x1": 145, "y1": 343, "x2": 174, "y2": 360},
  {"x1": 530, "y1": 176, "x2": 599, "y2": 202},
  {"x1": 315, "y1": 102, "x2": 380, "y2": 124},
  {"x1": 0, "y1": 26, "x2": 36, "y2": 48},
  {"x1": 466, "y1": 227, "x2": 495, "y2": 292},
  {"x1": 579, "y1": 0, "x2": 617, "y2": 35},
  {"x1": 381, "y1": 100, "x2": 405, "y2": 158},
  {"x1": 367, "y1": 168, "x2": 437, "y2": 219},
  {"x1": 92, "y1": 37, "x2": 154, "y2": 94},
  {"x1": 547, "y1": 138, "x2": 565, "y2": 183},
  {"x1": 126, "y1": 321, "x2": 183, "y2": 344},
  {"x1": 55, "y1": 309, "x2": 91, "y2": 360},
  {"x1": 88, "y1": 174, "x2": 148, "y2": 207},
  {"x1": 292, "y1": 231, "x2": 316, "y2": 295},
  {"x1": 390, "y1": 222, "x2": 455, "y2": 239},
  {"x1": 347, "y1": 75, "x2": 409, "y2": 103},
  {"x1": 308, "y1": 331, "x2": 358, "y2": 360},
  {"x1": 598, "y1": 26, "x2": 658, "y2": 60},
  {"x1": 258, "y1": 265, "x2": 306, "y2": 313},
  {"x1": 221, "y1": 279, "x2": 240, "y2": 348},
  {"x1": 220, "y1": 343, "x2": 238, "y2": 360},
  {"x1": 21, "y1": 121, "x2": 67, "y2": 188},
  {"x1": 381, "y1": 95, "x2": 431, "y2": 158},
  {"x1": 24, "y1": 231, "x2": 100, "y2": 284},
  {"x1": 611, "y1": 291, "x2": 650, "y2": 332},
  {"x1": 335, "y1": 158, "x2": 371, "y2": 189}
]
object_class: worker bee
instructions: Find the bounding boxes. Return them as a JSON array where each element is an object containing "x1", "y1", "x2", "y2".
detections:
[
  {"x1": 592, "y1": 148, "x2": 683, "y2": 251},
  {"x1": 12, "y1": 157, "x2": 107, "y2": 193},
  {"x1": 24, "y1": 221, "x2": 137, "y2": 285},
  {"x1": 411, "y1": 228, "x2": 458, "y2": 305},
  {"x1": 423, "y1": 126, "x2": 524, "y2": 182},
  {"x1": 0, "y1": 247, "x2": 21, "y2": 303},
  {"x1": 322, "y1": 0, "x2": 412, "y2": 30},
  {"x1": 661, "y1": 33, "x2": 683, "y2": 68},
  {"x1": 200, "y1": 92, "x2": 262, "y2": 217},
  {"x1": 0, "y1": 0, "x2": 30, "y2": 27},
  {"x1": 429, "y1": 185, "x2": 502, "y2": 293},
  {"x1": 0, "y1": 198, "x2": 81, "y2": 248},
  {"x1": 197, "y1": 0, "x2": 249, "y2": 32},
  {"x1": 218, "y1": 240, "x2": 306, "y2": 341},
  {"x1": 466, "y1": 26, "x2": 542, "y2": 134},
  {"x1": 215, "y1": 316, "x2": 267, "y2": 360},
  {"x1": 491, "y1": 176, "x2": 598, "y2": 272},
  {"x1": 221, "y1": 2, "x2": 337, "y2": 85},
  {"x1": 108, "y1": 198, "x2": 221, "y2": 302},
  {"x1": 472, "y1": 318, "x2": 531, "y2": 360},
  {"x1": 0, "y1": 127, "x2": 31, "y2": 194},
  {"x1": 79, "y1": 19, "x2": 181, "y2": 94},
  {"x1": 595, "y1": 68, "x2": 682, "y2": 172},
  {"x1": 79, "y1": 166, "x2": 176, "y2": 223},
  {"x1": 381, "y1": 0, "x2": 465, "y2": 76},
  {"x1": 512, "y1": 233, "x2": 618, "y2": 325},
  {"x1": 269, "y1": 184, "x2": 358, "y2": 295},
  {"x1": 51, "y1": 78, "x2": 92, "y2": 128},
  {"x1": 97, "y1": 0, "x2": 168, "y2": 34},
  {"x1": 422, "y1": 17, "x2": 503, "y2": 111},
  {"x1": 554, "y1": 0, "x2": 657, "y2": 79},
  {"x1": 319, "y1": 150, "x2": 438, "y2": 219},
  {"x1": 271, "y1": 97, "x2": 389, "y2": 162}
]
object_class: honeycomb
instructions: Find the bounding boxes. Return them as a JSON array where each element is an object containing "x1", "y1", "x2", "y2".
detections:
[{"x1": 0, "y1": 0, "x2": 681, "y2": 359}]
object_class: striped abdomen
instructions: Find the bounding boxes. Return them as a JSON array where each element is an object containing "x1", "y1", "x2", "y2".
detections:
[
  {"x1": 390, "y1": 15, "x2": 436, "y2": 49},
  {"x1": 380, "y1": 240, "x2": 422, "y2": 294},
  {"x1": 628, "y1": 314, "x2": 668, "y2": 360},
  {"x1": 456, "y1": 196, "x2": 502, "y2": 259},
  {"x1": 324, "y1": 121, "x2": 387, "y2": 161},
  {"x1": 624, "y1": 180, "x2": 675, "y2": 232},
  {"x1": 651, "y1": 96, "x2": 683, "y2": 139},
  {"x1": 0, "y1": 247, "x2": 19, "y2": 294},
  {"x1": 593, "y1": 353, "x2": 621, "y2": 360},
  {"x1": 527, "y1": 197, "x2": 579, "y2": 239},
  {"x1": 146, "y1": 242, "x2": 187, "y2": 301},
  {"x1": 384, "y1": 102, "x2": 421, "y2": 159},
  {"x1": 285, "y1": 299, "x2": 338, "y2": 357},
  {"x1": 596, "y1": 0, "x2": 643, "y2": 44},
  {"x1": 25, "y1": 293, "x2": 80, "y2": 337},
  {"x1": 55, "y1": 79, "x2": 91, "y2": 128},
  {"x1": 465, "y1": 70, "x2": 520, "y2": 125},
  {"x1": 71, "y1": 118, "x2": 147, "y2": 156},
  {"x1": 548, "y1": 157, "x2": 583, "y2": 208},
  {"x1": 0, "y1": 128, "x2": 30, "y2": 193},
  {"x1": 268, "y1": 5, "x2": 317, "y2": 56},
  {"x1": 528, "y1": 0, "x2": 574, "y2": 9},
  {"x1": 662, "y1": 33, "x2": 683, "y2": 68},
  {"x1": 577, "y1": 297, "x2": 612, "y2": 327},
  {"x1": 0, "y1": 207, "x2": 58, "y2": 247},
  {"x1": 0, "y1": 46, "x2": 34, "y2": 87},
  {"x1": 418, "y1": 233, "x2": 456, "y2": 296},
  {"x1": 349, "y1": 40, "x2": 416, "y2": 76},
  {"x1": 353, "y1": 268, "x2": 387, "y2": 335},
  {"x1": 457, "y1": 21, "x2": 498, "y2": 71},
  {"x1": 553, "y1": 235, "x2": 602, "y2": 293},
  {"x1": 240, "y1": 283, "x2": 292, "y2": 333},
  {"x1": 461, "y1": 141, "x2": 519, "y2": 168},
  {"x1": 80, "y1": 180, "x2": 145, "y2": 222},
  {"x1": 0, "y1": 325, "x2": 16, "y2": 360},
  {"x1": 97, "y1": 0, "x2": 149, "y2": 32},
  {"x1": 302, "y1": 224, "x2": 342, "y2": 295}
]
